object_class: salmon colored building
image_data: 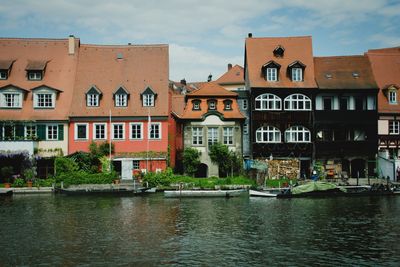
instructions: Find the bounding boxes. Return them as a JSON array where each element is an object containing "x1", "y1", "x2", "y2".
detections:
[{"x1": 68, "y1": 43, "x2": 170, "y2": 179}]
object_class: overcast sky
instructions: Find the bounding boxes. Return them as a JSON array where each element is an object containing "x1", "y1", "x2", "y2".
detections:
[{"x1": 1, "y1": 0, "x2": 399, "y2": 82}]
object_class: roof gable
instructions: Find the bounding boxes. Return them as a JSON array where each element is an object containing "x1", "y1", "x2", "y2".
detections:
[
  {"x1": 141, "y1": 86, "x2": 157, "y2": 96},
  {"x1": 215, "y1": 64, "x2": 244, "y2": 85},
  {"x1": 86, "y1": 85, "x2": 102, "y2": 95},
  {"x1": 113, "y1": 85, "x2": 129, "y2": 95},
  {"x1": 188, "y1": 82, "x2": 238, "y2": 97},
  {"x1": 0, "y1": 84, "x2": 28, "y2": 92},
  {"x1": 31, "y1": 84, "x2": 63, "y2": 92}
]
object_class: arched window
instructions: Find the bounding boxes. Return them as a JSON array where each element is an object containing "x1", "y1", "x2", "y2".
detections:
[
  {"x1": 285, "y1": 126, "x2": 311, "y2": 143},
  {"x1": 284, "y1": 94, "x2": 311, "y2": 110},
  {"x1": 256, "y1": 126, "x2": 281, "y2": 143},
  {"x1": 255, "y1": 94, "x2": 281, "y2": 111}
]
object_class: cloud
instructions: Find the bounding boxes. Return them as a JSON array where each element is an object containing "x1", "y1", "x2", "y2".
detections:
[{"x1": 369, "y1": 34, "x2": 400, "y2": 47}]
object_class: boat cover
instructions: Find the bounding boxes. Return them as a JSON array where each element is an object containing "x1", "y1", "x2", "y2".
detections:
[{"x1": 291, "y1": 181, "x2": 346, "y2": 195}]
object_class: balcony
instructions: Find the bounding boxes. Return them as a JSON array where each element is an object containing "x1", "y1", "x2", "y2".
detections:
[{"x1": 253, "y1": 142, "x2": 312, "y2": 158}]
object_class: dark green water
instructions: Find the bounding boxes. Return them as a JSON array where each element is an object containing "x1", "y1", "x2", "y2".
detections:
[{"x1": 1, "y1": 194, "x2": 400, "y2": 266}]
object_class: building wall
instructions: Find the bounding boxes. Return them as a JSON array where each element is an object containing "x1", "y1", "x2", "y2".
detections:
[{"x1": 37, "y1": 123, "x2": 69, "y2": 156}]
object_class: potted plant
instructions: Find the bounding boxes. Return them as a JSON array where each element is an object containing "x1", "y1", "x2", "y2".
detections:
[
  {"x1": 1, "y1": 166, "x2": 14, "y2": 188},
  {"x1": 23, "y1": 169, "x2": 36, "y2": 188}
]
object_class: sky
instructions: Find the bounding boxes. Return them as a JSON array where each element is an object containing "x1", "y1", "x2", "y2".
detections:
[{"x1": 1, "y1": 0, "x2": 399, "y2": 82}]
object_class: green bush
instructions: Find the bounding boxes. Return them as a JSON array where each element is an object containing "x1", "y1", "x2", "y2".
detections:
[
  {"x1": 56, "y1": 171, "x2": 118, "y2": 186},
  {"x1": 34, "y1": 178, "x2": 56, "y2": 187},
  {"x1": 12, "y1": 178, "x2": 25, "y2": 187},
  {"x1": 55, "y1": 157, "x2": 79, "y2": 175}
]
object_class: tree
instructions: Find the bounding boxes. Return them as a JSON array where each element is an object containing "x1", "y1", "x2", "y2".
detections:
[
  {"x1": 209, "y1": 143, "x2": 242, "y2": 177},
  {"x1": 183, "y1": 147, "x2": 201, "y2": 177}
]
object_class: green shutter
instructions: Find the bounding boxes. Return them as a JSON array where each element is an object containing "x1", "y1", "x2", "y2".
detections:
[
  {"x1": 16, "y1": 124, "x2": 25, "y2": 138},
  {"x1": 58, "y1": 125, "x2": 64, "y2": 140},
  {"x1": 37, "y1": 125, "x2": 46, "y2": 140}
]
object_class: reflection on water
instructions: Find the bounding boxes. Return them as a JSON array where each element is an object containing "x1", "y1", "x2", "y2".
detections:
[{"x1": 1, "y1": 194, "x2": 400, "y2": 266}]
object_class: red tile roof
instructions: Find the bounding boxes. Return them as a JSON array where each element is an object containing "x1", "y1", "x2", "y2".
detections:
[
  {"x1": 69, "y1": 44, "x2": 169, "y2": 117},
  {"x1": 188, "y1": 82, "x2": 238, "y2": 97},
  {"x1": 216, "y1": 64, "x2": 244, "y2": 85},
  {"x1": 245, "y1": 36, "x2": 317, "y2": 88},
  {"x1": 0, "y1": 37, "x2": 79, "y2": 121},
  {"x1": 314, "y1": 55, "x2": 378, "y2": 89}
]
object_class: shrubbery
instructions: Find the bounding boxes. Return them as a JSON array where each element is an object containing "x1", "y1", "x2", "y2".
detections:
[{"x1": 56, "y1": 171, "x2": 118, "y2": 186}]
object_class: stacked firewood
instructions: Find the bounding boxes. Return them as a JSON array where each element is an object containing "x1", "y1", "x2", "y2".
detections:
[{"x1": 268, "y1": 159, "x2": 300, "y2": 179}]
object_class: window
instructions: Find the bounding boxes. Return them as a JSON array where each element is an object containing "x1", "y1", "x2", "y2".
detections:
[
  {"x1": 224, "y1": 100, "x2": 232, "y2": 110},
  {"x1": 130, "y1": 123, "x2": 143, "y2": 139},
  {"x1": 2, "y1": 125, "x2": 15, "y2": 140},
  {"x1": 323, "y1": 97, "x2": 333, "y2": 110},
  {"x1": 292, "y1": 68, "x2": 303, "y2": 81},
  {"x1": 207, "y1": 127, "x2": 218, "y2": 147},
  {"x1": 389, "y1": 121, "x2": 400, "y2": 135},
  {"x1": 28, "y1": 71, "x2": 42, "y2": 81},
  {"x1": 35, "y1": 93, "x2": 54, "y2": 108},
  {"x1": 208, "y1": 100, "x2": 216, "y2": 110},
  {"x1": 192, "y1": 100, "x2": 201, "y2": 110},
  {"x1": 149, "y1": 123, "x2": 161, "y2": 139},
  {"x1": 75, "y1": 123, "x2": 88, "y2": 140},
  {"x1": 223, "y1": 127, "x2": 234, "y2": 145},
  {"x1": 192, "y1": 127, "x2": 203, "y2": 145},
  {"x1": 256, "y1": 126, "x2": 281, "y2": 143},
  {"x1": 285, "y1": 126, "x2": 311, "y2": 143},
  {"x1": 355, "y1": 97, "x2": 364, "y2": 110},
  {"x1": 47, "y1": 125, "x2": 58, "y2": 140},
  {"x1": 266, "y1": 68, "x2": 277, "y2": 81},
  {"x1": 316, "y1": 130, "x2": 333, "y2": 141},
  {"x1": 242, "y1": 99, "x2": 248, "y2": 110},
  {"x1": 0, "y1": 71, "x2": 8, "y2": 80},
  {"x1": 94, "y1": 123, "x2": 106, "y2": 140},
  {"x1": 2, "y1": 93, "x2": 21, "y2": 108},
  {"x1": 87, "y1": 94, "x2": 99, "y2": 107},
  {"x1": 115, "y1": 94, "x2": 127, "y2": 107},
  {"x1": 243, "y1": 123, "x2": 249, "y2": 135},
  {"x1": 25, "y1": 125, "x2": 37, "y2": 139},
  {"x1": 143, "y1": 94, "x2": 154, "y2": 107},
  {"x1": 133, "y1": 160, "x2": 140, "y2": 170},
  {"x1": 389, "y1": 91, "x2": 397, "y2": 104},
  {"x1": 112, "y1": 123, "x2": 125, "y2": 140},
  {"x1": 284, "y1": 94, "x2": 311, "y2": 111},
  {"x1": 255, "y1": 94, "x2": 281, "y2": 110},
  {"x1": 340, "y1": 97, "x2": 349, "y2": 110}
]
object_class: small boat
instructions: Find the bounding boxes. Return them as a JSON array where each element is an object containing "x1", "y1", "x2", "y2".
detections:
[
  {"x1": 58, "y1": 187, "x2": 137, "y2": 196},
  {"x1": 0, "y1": 189, "x2": 13, "y2": 197},
  {"x1": 164, "y1": 189, "x2": 246, "y2": 198},
  {"x1": 249, "y1": 189, "x2": 278, "y2": 197},
  {"x1": 277, "y1": 181, "x2": 346, "y2": 198}
]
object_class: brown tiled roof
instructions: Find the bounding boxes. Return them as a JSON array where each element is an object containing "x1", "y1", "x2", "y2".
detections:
[
  {"x1": 25, "y1": 60, "x2": 48, "y2": 70},
  {"x1": 216, "y1": 64, "x2": 244, "y2": 85},
  {"x1": 188, "y1": 82, "x2": 238, "y2": 97},
  {"x1": 245, "y1": 36, "x2": 317, "y2": 88},
  {"x1": 0, "y1": 37, "x2": 79, "y2": 121},
  {"x1": 70, "y1": 44, "x2": 169, "y2": 117},
  {"x1": 0, "y1": 59, "x2": 14, "y2": 70},
  {"x1": 314, "y1": 55, "x2": 378, "y2": 89},
  {"x1": 367, "y1": 48, "x2": 400, "y2": 113},
  {"x1": 179, "y1": 82, "x2": 244, "y2": 120},
  {"x1": 171, "y1": 95, "x2": 185, "y2": 117}
]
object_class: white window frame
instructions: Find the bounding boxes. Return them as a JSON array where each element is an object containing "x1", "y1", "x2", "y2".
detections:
[
  {"x1": 256, "y1": 126, "x2": 281, "y2": 143},
  {"x1": 225, "y1": 102, "x2": 232, "y2": 110},
  {"x1": 143, "y1": 94, "x2": 154, "y2": 107},
  {"x1": 74, "y1": 123, "x2": 89, "y2": 140},
  {"x1": 34, "y1": 92, "x2": 55, "y2": 108},
  {"x1": 129, "y1": 123, "x2": 143, "y2": 140},
  {"x1": 284, "y1": 94, "x2": 311, "y2": 111},
  {"x1": 133, "y1": 160, "x2": 140, "y2": 170},
  {"x1": 208, "y1": 101, "x2": 216, "y2": 110},
  {"x1": 266, "y1": 68, "x2": 277, "y2": 82},
  {"x1": 285, "y1": 126, "x2": 311, "y2": 143},
  {"x1": 242, "y1": 99, "x2": 248, "y2": 110},
  {"x1": 47, "y1": 125, "x2": 58, "y2": 140},
  {"x1": 389, "y1": 91, "x2": 397, "y2": 104},
  {"x1": 255, "y1": 93, "x2": 281, "y2": 111},
  {"x1": 112, "y1": 123, "x2": 125, "y2": 140},
  {"x1": 1, "y1": 92, "x2": 22, "y2": 108},
  {"x1": 149, "y1": 122, "x2": 161, "y2": 140},
  {"x1": 28, "y1": 71, "x2": 42, "y2": 81},
  {"x1": 193, "y1": 101, "x2": 200, "y2": 110},
  {"x1": 25, "y1": 125, "x2": 37, "y2": 139},
  {"x1": 115, "y1": 94, "x2": 128, "y2": 107},
  {"x1": 87, "y1": 94, "x2": 99, "y2": 107},
  {"x1": 223, "y1": 127, "x2": 234, "y2": 145},
  {"x1": 192, "y1": 127, "x2": 203, "y2": 145},
  {"x1": 0, "y1": 71, "x2": 7, "y2": 80},
  {"x1": 207, "y1": 127, "x2": 218, "y2": 147},
  {"x1": 292, "y1": 68, "x2": 303, "y2": 82},
  {"x1": 93, "y1": 123, "x2": 107, "y2": 140},
  {"x1": 389, "y1": 121, "x2": 400, "y2": 135}
]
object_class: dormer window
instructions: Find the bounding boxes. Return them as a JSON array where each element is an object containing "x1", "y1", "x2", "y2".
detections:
[
  {"x1": 0, "y1": 85, "x2": 27, "y2": 109},
  {"x1": 0, "y1": 60, "x2": 14, "y2": 80},
  {"x1": 208, "y1": 100, "x2": 216, "y2": 110},
  {"x1": 192, "y1": 99, "x2": 201, "y2": 110},
  {"x1": 32, "y1": 85, "x2": 61, "y2": 109},
  {"x1": 0, "y1": 70, "x2": 8, "y2": 80},
  {"x1": 383, "y1": 85, "x2": 399, "y2": 105},
  {"x1": 262, "y1": 61, "x2": 281, "y2": 82},
  {"x1": 389, "y1": 90, "x2": 397, "y2": 104},
  {"x1": 223, "y1": 100, "x2": 232, "y2": 110},
  {"x1": 113, "y1": 86, "x2": 129, "y2": 107},
  {"x1": 141, "y1": 86, "x2": 157, "y2": 107},
  {"x1": 86, "y1": 86, "x2": 102, "y2": 107},
  {"x1": 273, "y1": 45, "x2": 285, "y2": 57},
  {"x1": 288, "y1": 61, "x2": 306, "y2": 82},
  {"x1": 26, "y1": 60, "x2": 47, "y2": 81}
]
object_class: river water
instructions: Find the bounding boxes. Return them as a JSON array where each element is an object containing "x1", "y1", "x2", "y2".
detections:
[{"x1": 1, "y1": 193, "x2": 400, "y2": 266}]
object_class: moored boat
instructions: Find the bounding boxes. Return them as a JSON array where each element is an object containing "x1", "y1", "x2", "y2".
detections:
[
  {"x1": 0, "y1": 189, "x2": 13, "y2": 197},
  {"x1": 249, "y1": 189, "x2": 279, "y2": 197},
  {"x1": 58, "y1": 187, "x2": 138, "y2": 196},
  {"x1": 164, "y1": 189, "x2": 246, "y2": 198}
]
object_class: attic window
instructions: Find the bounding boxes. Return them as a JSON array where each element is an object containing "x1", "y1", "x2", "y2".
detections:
[
  {"x1": 325, "y1": 74, "x2": 333, "y2": 79},
  {"x1": 113, "y1": 86, "x2": 129, "y2": 107},
  {"x1": 28, "y1": 71, "x2": 42, "y2": 81},
  {"x1": 273, "y1": 45, "x2": 285, "y2": 57},
  {"x1": 192, "y1": 99, "x2": 201, "y2": 110},
  {"x1": 352, "y1": 72, "x2": 359, "y2": 78},
  {"x1": 117, "y1": 53, "x2": 123, "y2": 59},
  {"x1": 86, "y1": 86, "x2": 102, "y2": 107},
  {"x1": 26, "y1": 60, "x2": 47, "y2": 81},
  {"x1": 223, "y1": 100, "x2": 233, "y2": 110},
  {"x1": 141, "y1": 86, "x2": 157, "y2": 107},
  {"x1": 262, "y1": 61, "x2": 281, "y2": 82},
  {"x1": 0, "y1": 60, "x2": 14, "y2": 80},
  {"x1": 208, "y1": 99, "x2": 217, "y2": 110},
  {"x1": 0, "y1": 70, "x2": 7, "y2": 80},
  {"x1": 288, "y1": 61, "x2": 306, "y2": 82}
]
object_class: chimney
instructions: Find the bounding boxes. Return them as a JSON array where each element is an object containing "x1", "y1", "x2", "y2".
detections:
[
  {"x1": 180, "y1": 78, "x2": 187, "y2": 85},
  {"x1": 207, "y1": 74, "x2": 212, "y2": 82},
  {"x1": 68, "y1": 35, "x2": 75, "y2": 55},
  {"x1": 228, "y1": 63, "x2": 232, "y2": 70},
  {"x1": 248, "y1": 33, "x2": 253, "y2": 38}
]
